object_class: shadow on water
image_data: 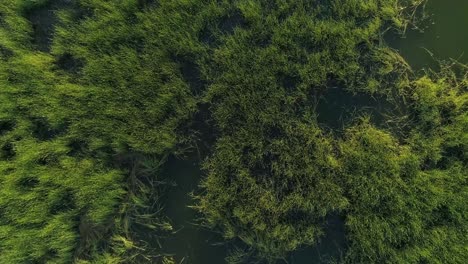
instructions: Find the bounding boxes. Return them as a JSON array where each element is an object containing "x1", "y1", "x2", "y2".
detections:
[
  {"x1": 160, "y1": 155, "x2": 228, "y2": 264},
  {"x1": 385, "y1": 0, "x2": 468, "y2": 70}
]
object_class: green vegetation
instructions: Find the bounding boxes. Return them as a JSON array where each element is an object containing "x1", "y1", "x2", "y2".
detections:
[{"x1": 0, "y1": 0, "x2": 466, "y2": 263}]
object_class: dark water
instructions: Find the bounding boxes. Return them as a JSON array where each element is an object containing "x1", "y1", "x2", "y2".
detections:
[
  {"x1": 386, "y1": 0, "x2": 468, "y2": 70},
  {"x1": 288, "y1": 214, "x2": 347, "y2": 264},
  {"x1": 161, "y1": 156, "x2": 229, "y2": 264},
  {"x1": 315, "y1": 87, "x2": 393, "y2": 131}
]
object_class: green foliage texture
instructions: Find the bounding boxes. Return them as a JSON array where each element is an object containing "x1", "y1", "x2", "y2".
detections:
[{"x1": 0, "y1": 0, "x2": 466, "y2": 263}]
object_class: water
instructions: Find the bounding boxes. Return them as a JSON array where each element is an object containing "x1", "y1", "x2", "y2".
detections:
[
  {"x1": 315, "y1": 86, "x2": 394, "y2": 132},
  {"x1": 288, "y1": 214, "x2": 347, "y2": 264},
  {"x1": 386, "y1": 0, "x2": 468, "y2": 70},
  {"x1": 160, "y1": 155, "x2": 229, "y2": 264}
]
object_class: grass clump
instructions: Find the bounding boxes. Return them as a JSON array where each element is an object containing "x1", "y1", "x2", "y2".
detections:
[
  {"x1": 0, "y1": 0, "x2": 466, "y2": 263},
  {"x1": 0, "y1": 0, "x2": 196, "y2": 262}
]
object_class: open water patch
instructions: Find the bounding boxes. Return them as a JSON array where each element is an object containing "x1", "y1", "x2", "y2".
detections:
[
  {"x1": 160, "y1": 155, "x2": 229, "y2": 263},
  {"x1": 385, "y1": 0, "x2": 468, "y2": 70},
  {"x1": 315, "y1": 86, "x2": 393, "y2": 132},
  {"x1": 289, "y1": 214, "x2": 347, "y2": 264}
]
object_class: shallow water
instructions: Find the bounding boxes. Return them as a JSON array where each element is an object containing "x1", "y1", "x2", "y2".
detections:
[
  {"x1": 387, "y1": 0, "x2": 468, "y2": 70},
  {"x1": 287, "y1": 214, "x2": 347, "y2": 264},
  {"x1": 315, "y1": 86, "x2": 393, "y2": 131},
  {"x1": 160, "y1": 155, "x2": 229, "y2": 264}
]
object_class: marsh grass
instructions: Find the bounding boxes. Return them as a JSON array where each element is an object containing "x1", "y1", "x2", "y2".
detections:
[{"x1": 0, "y1": 0, "x2": 466, "y2": 263}]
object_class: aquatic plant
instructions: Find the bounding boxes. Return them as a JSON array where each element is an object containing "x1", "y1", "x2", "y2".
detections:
[{"x1": 0, "y1": 0, "x2": 466, "y2": 263}]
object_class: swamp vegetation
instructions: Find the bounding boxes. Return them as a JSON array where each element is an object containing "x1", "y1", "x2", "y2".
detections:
[{"x1": 0, "y1": 0, "x2": 466, "y2": 263}]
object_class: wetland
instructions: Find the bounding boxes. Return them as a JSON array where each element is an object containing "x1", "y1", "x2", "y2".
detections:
[{"x1": 0, "y1": 1, "x2": 466, "y2": 263}]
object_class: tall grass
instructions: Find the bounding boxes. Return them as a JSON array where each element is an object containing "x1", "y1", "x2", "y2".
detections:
[{"x1": 0, "y1": 0, "x2": 465, "y2": 263}]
